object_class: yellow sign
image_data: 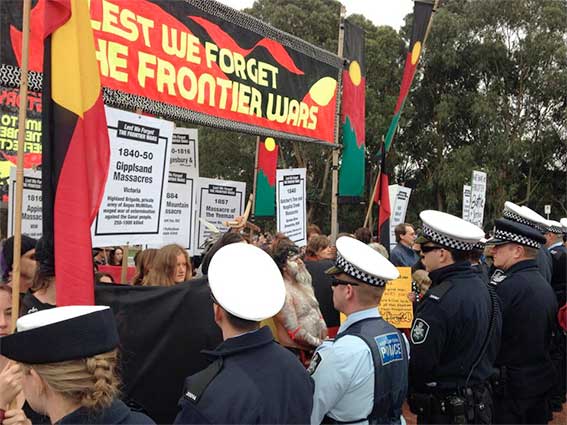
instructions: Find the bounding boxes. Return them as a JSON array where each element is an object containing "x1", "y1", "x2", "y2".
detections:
[
  {"x1": 380, "y1": 267, "x2": 413, "y2": 328},
  {"x1": 339, "y1": 267, "x2": 414, "y2": 329}
]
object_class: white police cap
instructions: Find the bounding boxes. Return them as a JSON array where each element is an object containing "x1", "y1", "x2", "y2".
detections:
[
  {"x1": 546, "y1": 220, "x2": 563, "y2": 234},
  {"x1": 326, "y1": 236, "x2": 399, "y2": 286},
  {"x1": 0, "y1": 306, "x2": 119, "y2": 364},
  {"x1": 561, "y1": 218, "x2": 567, "y2": 233},
  {"x1": 208, "y1": 243, "x2": 285, "y2": 321},
  {"x1": 502, "y1": 202, "x2": 546, "y2": 233},
  {"x1": 417, "y1": 210, "x2": 484, "y2": 251}
]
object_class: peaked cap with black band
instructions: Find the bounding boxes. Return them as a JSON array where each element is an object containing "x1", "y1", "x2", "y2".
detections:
[
  {"x1": 0, "y1": 306, "x2": 119, "y2": 364},
  {"x1": 545, "y1": 220, "x2": 563, "y2": 235},
  {"x1": 325, "y1": 236, "x2": 399, "y2": 286},
  {"x1": 488, "y1": 218, "x2": 546, "y2": 249},
  {"x1": 415, "y1": 210, "x2": 484, "y2": 251},
  {"x1": 502, "y1": 202, "x2": 547, "y2": 234}
]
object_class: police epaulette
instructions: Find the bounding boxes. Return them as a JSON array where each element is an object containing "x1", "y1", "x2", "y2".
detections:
[
  {"x1": 184, "y1": 358, "x2": 223, "y2": 404},
  {"x1": 427, "y1": 280, "x2": 453, "y2": 302}
]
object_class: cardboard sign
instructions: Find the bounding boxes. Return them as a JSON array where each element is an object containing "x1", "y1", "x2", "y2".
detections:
[
  {"x1": 380, "y1": 267, "x2": 414, "y2": 328},
  {"x1": 462, "y1": 184, "x2": 472, "y2": 222},
  {"x1": 276, "y1": 168, "x2": 307, "y2": 247},
  {"x1": 469, "y1": 170, "x2": 487, "y2": 229},
  {"x1": 159, "y1": 128, "x2": 199, "y2": 253},
  {"x1": 194, "y1": 177, "x2": 246, "y2": 254},
  {"x1": 8, "y1": 167, "x2": 42, "y2": 239},
  {"x1": 388, "y1": 185, "x2": 412, "y2": 251},
  {"x1": 92, "y1": 106, "x2": 174, "y2": 246}
]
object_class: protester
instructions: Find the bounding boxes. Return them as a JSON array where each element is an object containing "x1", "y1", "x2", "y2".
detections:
[
  {"x1": 354, "y1": 227, "x2": 372, "y2": 244},
  {"x1": 174, "y1": 243, "x2": 314, "y2": 424},
  {"x1": 272, "y1": 239, "x2": 327, "y2": 362},
  {"x1": 309, "y1": 236, "x2": 408, "y2": 424},
  {"x1": 143, "y1": 244, "x2": 191, "y2": 286},
  {"x1": 307, "y1": 224, "x2": 322, "y2": 241},
  {"x1": 488, "y1": 217, "x2": 558, "y2": 424},
  {"x1": 407, "y1": 269, "x2": 431, "y2": 303},
  {"x1": 95, "y1": 272, "x2": 115, "y2": 284},
  {"x1": 132, "y1": 248, "x2": 157, "y2": 286},
  {"x1": 368, "y1": 242, "x2": 389, "y2": 259},
  {"x1": 21, "y1": 237, "x2": 56, "y2": 314},
  {"x1": 92, "y1": 248, "x2": 107, "y2": 267},
  {"x1": 0, "y1": 305, "x2": 155, "y2": 424},
  {"x1": 390, "y1": 223, "x2": 419, "y2": 267},
  {"x1": 108, "y1": 247, "x2": 124, "y2": 266},
  {"x1": 408, "y1": 210, "x2": 501, "y2": 424},
  {"x1": 0, "y1": 235, "x2": 37, "y2": 292},
  {"x1": 304, "y1": 235, "x2": 334, "y2": 261}
]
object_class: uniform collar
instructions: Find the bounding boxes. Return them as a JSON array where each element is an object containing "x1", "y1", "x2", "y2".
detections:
[
  {"x1": 429, "y1": 261, "x2": 472, "y2": 286},
  {"x1": 504, "y1": 258, "x2": 538, "y2": 274},
  {"x1": 202, "y1": 326, "x2": 273, "y2": 358},
  {"x1": 339, "y1": 307, "x2": 380, "y2": 334},
  {"x1": 57, "y1": 400, "x2": 130, "y2": 424},
  {"x1": 548, "y1": 241, "x2": 563, "y2": 251}
]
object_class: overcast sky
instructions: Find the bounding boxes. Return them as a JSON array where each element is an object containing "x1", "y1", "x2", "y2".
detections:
[{"x1": 216, "y1": 0, "x2": 414, "y2": 30}]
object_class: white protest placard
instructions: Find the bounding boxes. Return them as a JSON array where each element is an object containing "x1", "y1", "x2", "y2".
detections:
[
  {"x1": 388, "y1": 184, "x2": 412, "y2": 251},
  {"x1": 463, "y1": 184, "x2": 472, "y2": 222},
  {"x1": 469, "y1": 170, "x2": 487, "y2": 229},
  {"x1": 159, "y1": 128, "x2": 199, "y2": 254},
  {"x1": 195, "y1": 178, "x2": 246, "y2": 253},
  {"x1": 8, "y1": 167, "x2": 42, "y2": 239},
  {"x1": 92, "y1": 106, "x2": 174, "y2": 246},
  {"x1": 276, "y1": 168, "x2": 307, "y2": 247}
]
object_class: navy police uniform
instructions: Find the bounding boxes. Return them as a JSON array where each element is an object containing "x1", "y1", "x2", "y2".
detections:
[
  {"x1": 59, "y1": 400, "x2": 154, "y2": 424},
  {"x1": 409, "y1": 262, "x2": 501, "y2": 424},
  {"x1": 408, "y1": 210, "x2": 500, "y2": 424},
  {"x1": 174, "y1": 326, "x2": 313, "y2": 424}
]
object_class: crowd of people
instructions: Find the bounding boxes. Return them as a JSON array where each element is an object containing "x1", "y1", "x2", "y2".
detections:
[{"x1": 0, "y1": 200, "x2": 565, "y2": 425}]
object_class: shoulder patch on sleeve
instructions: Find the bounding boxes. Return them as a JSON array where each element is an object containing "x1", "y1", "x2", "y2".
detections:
[
  {"x1": 307, "y1": 352, "x2": 322, "y2": 375},
  {"x1": 184, "y1": 358, "x2": 223, "y2": 404},
  {"x1": 427, "y1": 280, "x2": 453, "y2": 302},
  {"x1": 410, "y1": 318, "x2": 430, "y2": 344},
  {"x1": 489, "y1": 269, "x2": 507, "y2": 286}
]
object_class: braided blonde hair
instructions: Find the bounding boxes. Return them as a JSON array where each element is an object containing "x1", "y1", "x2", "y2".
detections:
[{"x1": 28, "y1": 349, "x2": 120, "y2": 411}]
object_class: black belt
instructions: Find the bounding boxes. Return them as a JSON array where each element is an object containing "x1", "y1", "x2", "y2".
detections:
[{"x1": 322, "y1": 414, "x2": 366, "y2": 424}]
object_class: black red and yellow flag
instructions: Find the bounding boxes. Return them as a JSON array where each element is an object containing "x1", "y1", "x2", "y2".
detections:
[
  {"x1": 41, "y1": 0, "x2": 110, "y2": 305},
  {"x1": 254, "y1": 137, "x2": 278, "y2": 217},
  {"x1": 384, "y1": 0, "x2": 434, "y2": 152},
  {"x1": 373, "y1": 145, "x2": 391, "y2": 250}
]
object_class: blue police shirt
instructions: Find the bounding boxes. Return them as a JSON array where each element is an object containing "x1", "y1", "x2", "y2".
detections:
[{"x1": 309, "y1": 308, "x2": 409, "y2": 425}]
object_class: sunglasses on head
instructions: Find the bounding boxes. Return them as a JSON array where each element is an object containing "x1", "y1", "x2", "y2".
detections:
[
  {"x1": 420, "y1": 245, "x2": 444, "y2": 254},
  {"x1": 331, "y1": 278, "x2": 359, "y2": 287}
]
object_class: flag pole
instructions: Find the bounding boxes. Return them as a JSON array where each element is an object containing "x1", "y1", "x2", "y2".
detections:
[
  {"x1": 120, "y1": 245, "x2": 129, "y2": 284},
  {"x1": 331, "y1": 5, "x2": 346, "y2": 243},
  {"x1": 11, "y1": 0, "x2": 32, "y2": 332},
  {"x1": 251, "y1": 136, "x2": 260, "y2": 220}
]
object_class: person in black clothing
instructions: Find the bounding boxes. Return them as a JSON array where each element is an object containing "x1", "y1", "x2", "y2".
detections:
[
  {"x1": 488, "y1": 218, "x2": 558, "y2": 424},
  {"x1": 305, "y1": 257, "x2": 340, "y2": 336},
  {"x1": 174, "y1": 243, "x2": 313, "y2": 424},
  {"x1": 408, "y1": 210, "x2": 501, "y2": 425}
]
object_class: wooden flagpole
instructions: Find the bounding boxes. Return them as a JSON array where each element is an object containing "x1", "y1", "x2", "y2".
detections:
[
  {"x1": 331, "y1": 5, "x2": 346, "y2": 243},
  {"x1": 251, "y1": 136, "x2": 260, "y2": 220},
  {"x1": 11, "y1": 0, "x2": 32, "y2": 332},
  {"x1": 362, "y1": 0, "x2": 441, "y2": 230},
  {"x1": 120, "y1": 245, "x2": 129, "y2": 284}
]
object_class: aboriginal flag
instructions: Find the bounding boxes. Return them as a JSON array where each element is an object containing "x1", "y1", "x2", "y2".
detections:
[
  {"x1": 373, "y1": 145, "x2": 390, "y2": 250},
  {"x1": 384, "y1": 0, "x2": 434, "y2": 152},
  {"x1": 338, "y1": 19, "x2": 366, "y2": 200},
  {"x1": 254, "y1": 137, "x2": 278, "y2": 217},
  {"x1": 41, "y1": 0, "x2": 110, "y2": 305}
]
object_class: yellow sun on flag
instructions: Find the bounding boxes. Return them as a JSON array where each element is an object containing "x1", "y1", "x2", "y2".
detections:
[
  {"x1": 411, "y1": 41, "x2": 422, "y2": 65},
  {"x1": 349, "y1": 61, "x2": 362, "y2": 86},
  {"x1": 265, "y1": 137, "x2": 276, "y2": 151},
  {"x1": 309, "y1": 77, "x2": 337, "y2": 106}
]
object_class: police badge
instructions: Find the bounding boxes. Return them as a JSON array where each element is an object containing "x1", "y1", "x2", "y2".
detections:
[{"x1": 410, "y1": 318, "x2": 430, "y2": 344}]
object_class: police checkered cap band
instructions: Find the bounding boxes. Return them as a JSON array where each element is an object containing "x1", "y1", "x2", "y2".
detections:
[
  {"x1": 494, "y1": 228, "x2": 542, "y2": 249},
  {"x1": 547, "y1": 223, "x2": 563, "y2": 234},
  {"x1": 502, "y1": 208, "x2": 545, "y2": 233},
  {"x1": 473, "y1": 240, "x2": 486, "y2": 250},
  {"x1": 336, "y1": 252, "x2": 386, "y2": 287},
  {"x1": 422, "y1": 224, "x2": 476, "y2": 251}
]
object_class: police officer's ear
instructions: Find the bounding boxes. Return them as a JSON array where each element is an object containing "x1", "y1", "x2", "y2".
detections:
[{"x1": 213, "y1": 303, "x2": 223, "y2": 326}]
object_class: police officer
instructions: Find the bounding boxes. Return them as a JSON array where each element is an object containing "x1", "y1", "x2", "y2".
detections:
[
  {"x1": 408, "y1": 210, "x2": 501, "y2": 424},
  {"x1": 309, "y1": 236, "x2": 408, "y2": 425},
  {"x1": 501, "y1": 202, "x2": 553, "y2": 283},
  {"x1": 488, "y1": 218, "x2": 557, "y2": 424},
  {"x1": 174, "y1": 243, "x2": 314, "y2": 424}
]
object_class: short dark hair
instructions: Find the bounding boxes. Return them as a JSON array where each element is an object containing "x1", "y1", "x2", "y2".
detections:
[
  {"x1": 395, "y1": 223, "x2": 412, "y2": 243},
  {"x1": 224, "y1": 310, "x2": 259, "y2": 332},
  {"x1": 354, "y1": 227, "x2": 372, "y2": 244}
]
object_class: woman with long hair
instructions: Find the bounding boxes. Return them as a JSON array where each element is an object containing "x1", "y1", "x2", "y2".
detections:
[
  {"x1": 142, "y1": 244, "x2": 191, "y2": 287},
  {"x1": 132, "y1": 249, "x2": 157, "y2": 286},
  {"x1": 0, "y1": 306, "x2": 155, "y2": 424}
]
